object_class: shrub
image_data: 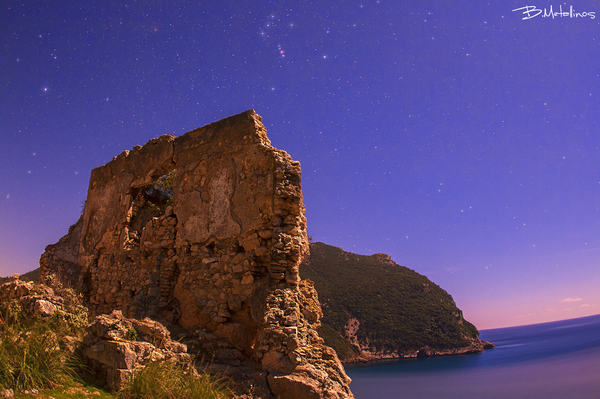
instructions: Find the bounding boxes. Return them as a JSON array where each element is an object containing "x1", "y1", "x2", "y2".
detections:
[
  {"x1": 43, "y1": 274, "x2": 90, "y2": 333},
  {"x1": 126, "y1": 328, "x2": 139, "y2": 341}
]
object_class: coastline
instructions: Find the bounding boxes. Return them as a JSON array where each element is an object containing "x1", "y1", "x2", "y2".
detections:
[{"x1": 342, "y1": 338, "x2": 495, "y2": 366}]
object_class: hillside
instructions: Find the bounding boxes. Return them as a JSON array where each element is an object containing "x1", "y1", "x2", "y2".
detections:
[
  {"x1": 0, "y1": 268, "x2": 40, "y2": 285},
  {"x1": 300, "y1": 242, "x2": 490, "y2": 361}
]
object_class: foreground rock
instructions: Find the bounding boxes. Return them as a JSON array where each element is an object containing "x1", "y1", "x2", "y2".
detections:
[
  {"x1": 1, "y1": 279, "x2": 194, "y2": 394},
  {"x1": 0, "y1": 278, "x2": 89, "y2": 332},
  {"x1": 83, "y1": 310, "x2": 190, "y2": 390},
  {"x1": 41, "y1": 110, "x2": 353, "y2": 398},
  {"x1": 0, "y1": 279, "x2": 64, "y2": 319}
]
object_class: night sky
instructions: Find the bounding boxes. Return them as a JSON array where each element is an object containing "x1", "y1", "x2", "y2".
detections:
[{"x1": 2, "y1": 1, "x2": 599, "y2": 329}]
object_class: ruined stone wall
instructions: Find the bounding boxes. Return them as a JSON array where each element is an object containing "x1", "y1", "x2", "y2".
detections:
[{"x1": 41, "y1": 110, "x2": 353, "y2": 398}]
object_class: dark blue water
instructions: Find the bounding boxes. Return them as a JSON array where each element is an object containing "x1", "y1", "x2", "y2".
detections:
[{"x1": 346, "y1": 314, "x2": 600, "y2": 398}]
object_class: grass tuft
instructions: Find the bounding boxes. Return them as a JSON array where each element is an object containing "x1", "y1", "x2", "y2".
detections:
[
  {"x1": 0, "y1": 277, "x2": 88, "y2": 393},
  {"x1": 0, "y1": 318, "x2": 81, "y2": 392},
  {"x1": 117, "y1": 360, "x2": 232, "y2": 399}
]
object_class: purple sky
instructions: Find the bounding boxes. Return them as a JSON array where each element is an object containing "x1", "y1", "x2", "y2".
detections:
[{"x1": 1, "y1": 1, "x2": 599, "y2": 329}]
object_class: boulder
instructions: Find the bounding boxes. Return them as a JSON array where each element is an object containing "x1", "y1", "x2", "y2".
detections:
[{"x1": 83, "y1": 310, "x2": 190, "y2": 391}]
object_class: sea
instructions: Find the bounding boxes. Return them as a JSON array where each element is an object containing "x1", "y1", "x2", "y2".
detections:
[{"x1": 345, "y1": 313, "x2": 600, "y2": 399}]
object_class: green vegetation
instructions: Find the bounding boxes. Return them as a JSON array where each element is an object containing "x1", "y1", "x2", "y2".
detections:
[
  {"x1": 0, "y1": 276, "x2": 235, "y2": 398},
  {"x1": 142, "y1": 170, "x2": 175, "y2": 216},
  {"x1": 126, "y1": 328, "x2": 139, "y2": 342},
  {"x1": 0, "y1": 278, "x2": 88, "y2": 393},
  {"x1": 301, "y1": 242, "x2": 480, "y2": 359},
  {"x1": 117, "y1": 360, "x2": 232, "y2": 399},
  {"x1": 315, "y1": 323, "x2": 362, "y2": 360},
  {"x1": 34, "y1": 383, "x2": 114, "y2": 398}
]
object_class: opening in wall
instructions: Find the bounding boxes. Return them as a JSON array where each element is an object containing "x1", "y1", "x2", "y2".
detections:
[{"x1": 129, "y1": 169, "x2": 176, "y2": 235}]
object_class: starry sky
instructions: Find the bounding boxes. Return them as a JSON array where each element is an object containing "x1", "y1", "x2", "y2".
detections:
[{"x1": 1, "y1": 1, "x2": 599, "y2": 329}]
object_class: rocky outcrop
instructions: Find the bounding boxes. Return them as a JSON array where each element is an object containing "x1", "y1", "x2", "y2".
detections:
[
  {"x1": 414, "y1": 337, "x2": 494, "y2": 358},
  {"x1": 39, "y1": 219, "x2": 83, "y2": 290},
  {"x1": 83, "y1": 310, "x2": 190, "y2": 390},
  {"x1": 0, "y1": 279, "x2": 64, "y2": 319},
  {"x1": 41, "y1": 110, "x2": 353, "y2": 398}
]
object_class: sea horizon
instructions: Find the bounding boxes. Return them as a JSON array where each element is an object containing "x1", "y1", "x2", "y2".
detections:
[{"x1": 480, "y1": 311, "x2": 600, "y2": 332}]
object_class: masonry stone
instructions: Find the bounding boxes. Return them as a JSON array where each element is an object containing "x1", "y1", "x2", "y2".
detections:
[{"x1": 40, "y1": 110, "x2": 353, "y2": 398}]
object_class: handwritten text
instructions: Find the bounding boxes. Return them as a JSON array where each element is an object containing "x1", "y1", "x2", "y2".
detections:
[{"x1": 513, "y1": 5, "x2": 595, "y2": 20}]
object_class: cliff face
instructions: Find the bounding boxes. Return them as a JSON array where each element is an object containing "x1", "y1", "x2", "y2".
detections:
[
  {"x1": 301, "y1": 242, "x2": 493, "y2": 362},
  {"x1": 41, "y1": 110, "x2": 353, "y2": 398}
]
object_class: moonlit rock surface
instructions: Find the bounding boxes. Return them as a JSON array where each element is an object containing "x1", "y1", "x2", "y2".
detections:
[{"x1": 41, "y1": 110, "x2": 354, "y2": 398}]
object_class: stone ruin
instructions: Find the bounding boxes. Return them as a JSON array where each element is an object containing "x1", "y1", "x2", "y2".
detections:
[{"x1": 40, "y1": 110, "x2": 353, "y2": 398}]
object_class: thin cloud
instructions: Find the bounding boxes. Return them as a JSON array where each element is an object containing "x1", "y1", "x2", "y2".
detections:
[{"x1": 560, "y1": 297, "x2": 583, "y2": 303}]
